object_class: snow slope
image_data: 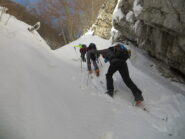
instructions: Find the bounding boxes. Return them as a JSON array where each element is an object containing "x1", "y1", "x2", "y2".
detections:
[{"x1": 1, "y1": 11, "x2": 185, "y2": 139}]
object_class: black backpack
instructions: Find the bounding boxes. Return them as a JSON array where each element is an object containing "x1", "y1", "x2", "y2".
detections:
[{"x1": 109, "y1": 44, "x2": 130, "y2": 61}]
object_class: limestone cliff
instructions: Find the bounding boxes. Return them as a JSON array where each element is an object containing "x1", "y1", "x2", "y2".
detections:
[
  {"x1": 91, "y1": 0, "x2": 117, "y2": 39},
  {"x1": 94, "y1": 0, "x2": 185, "y2": 75}
]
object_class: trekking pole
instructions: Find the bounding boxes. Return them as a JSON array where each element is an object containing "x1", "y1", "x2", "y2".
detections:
[
  {"x1": 73, "y1": 47, "x2": 78, "y2": 57},
  {"x1": 80, "y1": 58, "x2": 82, "y2": 71},
  {"x1": 86, "y1": 73, "x2": 90, "y2": 86}
]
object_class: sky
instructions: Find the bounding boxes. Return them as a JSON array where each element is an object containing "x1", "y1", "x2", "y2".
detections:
[{"x1": 12, "y1": 0, "x2": 40, "y2": 6}]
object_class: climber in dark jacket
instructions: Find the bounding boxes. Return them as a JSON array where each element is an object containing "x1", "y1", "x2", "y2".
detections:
[
  {"x1": 96, "y1": 43, "x2": 144, "y2": 104},
  {"x1": 79, "y1": 44, "x2": 87, "y2": 62},
  {"x1": 86, "y1": 43, "x2": 100, "y2": 76}
]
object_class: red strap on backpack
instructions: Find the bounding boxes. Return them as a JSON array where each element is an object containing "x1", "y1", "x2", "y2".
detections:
[{"x1": 80, "y1": 48, "x2": 88, "y2": 53}]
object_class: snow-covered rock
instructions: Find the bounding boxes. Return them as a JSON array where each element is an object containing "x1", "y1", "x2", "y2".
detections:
[
  {"x1": 111, "y1": 0, "x2": 185, "y2": 76},
  {"x1": 90, "y1": 0, "x2": 117, "y2": 39}
]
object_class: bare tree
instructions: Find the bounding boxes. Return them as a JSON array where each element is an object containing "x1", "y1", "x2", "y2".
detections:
[{"x1": 30, "y1": 0, "x2": 106, "y2": 43}]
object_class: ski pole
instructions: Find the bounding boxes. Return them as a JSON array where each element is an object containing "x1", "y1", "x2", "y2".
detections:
[
  {"x1": 80, "y1": 58, "x2": 82, "y2": 71},
  {"x1": 73, "y1": 47, "x2": 78, "y2": 57},
  {"x1": 86, "y1": 73, "x2": 90, "y2": 86}
]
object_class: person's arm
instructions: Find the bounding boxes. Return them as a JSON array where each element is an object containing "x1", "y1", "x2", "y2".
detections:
[
  {"x1": 74, "y1": 44, "x2": 82, "y2": 48},
  {"x1": 97, "y1": 49, "x2": 115, "y2": 62},
  {"x1": 97, "y1": 49, "x2": 110, "y2": 59}
]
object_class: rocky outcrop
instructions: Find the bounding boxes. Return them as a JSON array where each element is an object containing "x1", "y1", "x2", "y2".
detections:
[
  {"x1": 91, "y1": 0, "x2": 118, "y2": 39},
  {"x1": 112, "y1": 0, "x2": 185, "y2": 75}
]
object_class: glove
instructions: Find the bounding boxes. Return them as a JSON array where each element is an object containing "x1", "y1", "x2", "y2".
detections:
[
  {"x1": 104, "y1": 58, "x2": 109, "y2": 63},
  {"x1": 127, "y1": 49, "x2": 131, "y2": 57}
]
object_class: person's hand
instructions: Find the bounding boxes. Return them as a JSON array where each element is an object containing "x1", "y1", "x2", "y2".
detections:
[
  {"x1": 104, "y1": 58, "x2": 109, "y2": 63},
  {"x1": 128, "y1": 49, "x2": 131, "y2": 57}
]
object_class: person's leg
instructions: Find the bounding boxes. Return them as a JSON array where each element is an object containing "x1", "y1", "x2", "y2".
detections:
[
  {"x1": 81, "y1": 53, "x2": 86, "y2": 62},
  {"x1": 92, "y1": 60, "x2": 99, "y2": 70},
  {"x1": 92, "y1": 60, "x2": 100, "y2": 76},
  {"x1": 118, "y1": 62, "x2": 143, "y2": 101},
  {"x1": 106, "y1": 62, "x2": 118, "y2": 93}
]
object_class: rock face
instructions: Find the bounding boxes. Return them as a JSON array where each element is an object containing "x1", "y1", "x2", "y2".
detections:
[
  {"x1": 91, "y1": 0, "x2": 118, "y2": 39},
  {"x1": 112, "y1": 0, "x2": 185, "y2": 75}
]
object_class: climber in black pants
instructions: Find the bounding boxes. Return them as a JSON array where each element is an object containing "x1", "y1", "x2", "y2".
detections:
[
  {"x1": 96, "y1": 43, "x2": 144, "y2": 104},
  {"x1": 106, "y1": 60, "x2": 143, "y2": 102}
]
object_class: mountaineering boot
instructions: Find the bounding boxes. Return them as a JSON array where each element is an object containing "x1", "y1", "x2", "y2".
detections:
[
  {"x1": 89, "y1": 70, "x2": 92, "y2": 74},
  {"x1": 105, "y1": 90, "x2": 114, "y2": 98},
  {"x1": 135, "y1": 100, "x2": 143, "y2": 106},
  {"x1": 95, "y1": 69, "x2": 100, "y2": 77},
  {"x1": 135, "y1": 95, "x2": 144, "y2": 106}
]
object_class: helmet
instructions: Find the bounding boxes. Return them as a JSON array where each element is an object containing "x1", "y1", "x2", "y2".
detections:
[
  {"x1": 82, "y1": 44, "x2": 87, "y2": 48},
  {"x1": 88, "y1": 43, "x2": 96, "y2": 50}
]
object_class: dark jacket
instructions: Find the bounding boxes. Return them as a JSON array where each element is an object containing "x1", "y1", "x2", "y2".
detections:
[
  {"x1": 97, "y1": 48, "x2": 124, "y2": 63},
  {"x1": 86, "y1": 49, "x2": 99, "y2": 71}
]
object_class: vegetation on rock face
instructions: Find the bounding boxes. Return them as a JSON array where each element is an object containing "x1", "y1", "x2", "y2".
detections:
[
  {"x1": 91, "y1": 0, "x2": 118, "y2": 39},
  {"x1": 0, "y1": 0, "x2": 64, "y2": 49},
  {"x1": 92, "y1": 0, "x2": 185, "y2": 77},
  {"x1": 1, "y1": 0, "x2": 106, "y2": 49},
  {"x1": 29, "y1": 0, "x2": 106, "y2": 45}
]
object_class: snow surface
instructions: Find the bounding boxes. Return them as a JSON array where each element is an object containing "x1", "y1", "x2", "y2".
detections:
[
  {"x1": 133, "y1": 0, "x2": 143, "y2": 17},
  {"x1": 1, "y1": 9, "x2": 185, "y2": 139},
  {"x1": 126, "y1": 11, "x2": 134, "y2": 23},
  {"x1": 112, "y1": 0, "x2": 125, "y2": 22},
  {"x1": 133, "y1": 20, "x2": 141, "y2": 33},
  {"x1": 111, "y1": 27, "x2": 121, "y2": 43}
]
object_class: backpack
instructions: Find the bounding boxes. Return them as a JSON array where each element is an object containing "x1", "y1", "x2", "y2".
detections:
[
  {"x1": 80, "y1": 44, "x2": 87, "y2": 54},
  {"x1": 88, "y1": 43, "x2": 98, "y2": 61},
  {"x1": 109, "y1": 44, "x2": 130, "y2": 61}
]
